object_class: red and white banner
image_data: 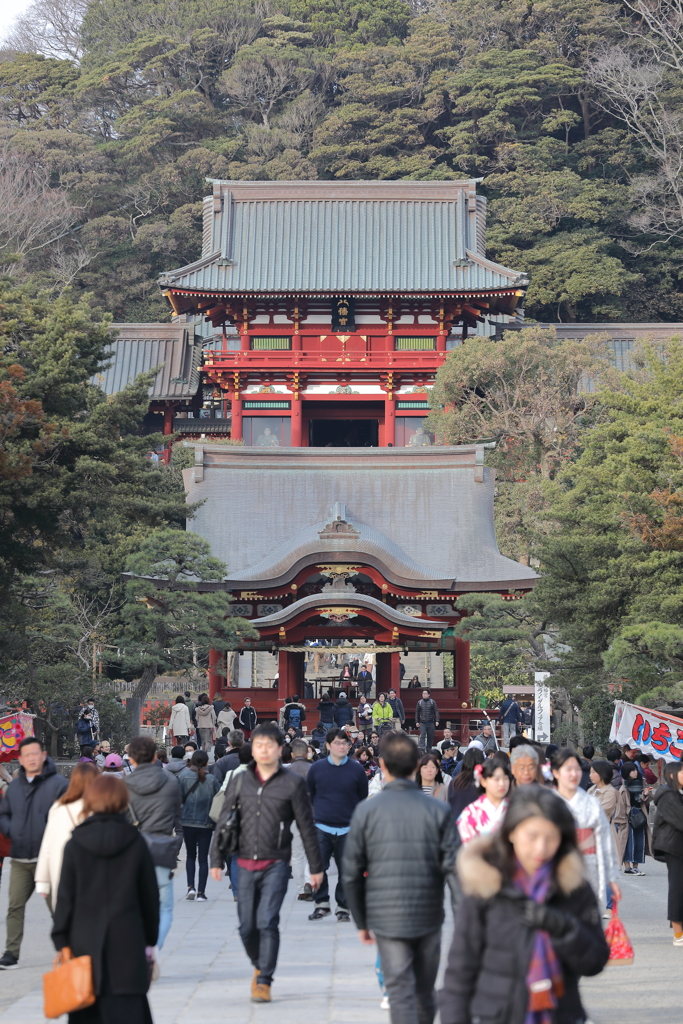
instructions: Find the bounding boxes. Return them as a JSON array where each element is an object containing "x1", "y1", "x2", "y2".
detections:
[{"x1": 610, "y1": 700, "x2": 683, "y2": 763}]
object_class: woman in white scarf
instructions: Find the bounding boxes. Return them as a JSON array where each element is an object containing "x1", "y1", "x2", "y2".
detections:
[{"x1": 552, "y1": 748, "x2": 621, "y2": 907}]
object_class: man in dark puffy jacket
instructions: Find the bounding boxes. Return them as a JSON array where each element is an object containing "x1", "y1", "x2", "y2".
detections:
[
  {"x1": 415, "y1": 689, "x2": 440, "y2": 752},
  {"x1": 283, "y1": 696, "x2": 307, "y2": 733},
  {"x1": 211, "y1": 729, "x2": 244, "y2": 784},
  {"x1": 343, "y1": 732, "x2": 457, "y2": 1024},
  {"x1": 126, "y1": 736, "x2": 181, "y2": 949},
  {"x1": 333, "y1": 692, "x2": 355, "y2": 729},
  {"x1": 210, "y1": 723, "x2": 323, "y2": 1004},
  {"x1": 0, "y1": 737, "x2": 68, "y2": 969}
]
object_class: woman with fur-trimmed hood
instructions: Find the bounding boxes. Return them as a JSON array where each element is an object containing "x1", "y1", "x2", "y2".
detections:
[{"x1": 439, "y1": 786, "x2": 609, "y2": 1024}]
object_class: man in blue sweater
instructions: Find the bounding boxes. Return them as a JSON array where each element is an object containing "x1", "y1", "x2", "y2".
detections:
[{"x1": 307, "y1": 727, "x2": 368, "y2": 923}]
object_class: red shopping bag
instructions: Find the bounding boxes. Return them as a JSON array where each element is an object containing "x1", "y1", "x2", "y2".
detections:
[{"x1": 605, "y1": 902, "x2": 634, "y2": 965}]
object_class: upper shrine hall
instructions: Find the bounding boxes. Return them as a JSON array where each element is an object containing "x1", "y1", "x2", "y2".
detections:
[{"x1": 159, "y1": 179, "x2": 529, "y2": 447}]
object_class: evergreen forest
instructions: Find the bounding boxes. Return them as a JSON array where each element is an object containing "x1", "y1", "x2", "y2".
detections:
[{"x1": 2, "y1": 0, "x2": 683, "y2": 323}]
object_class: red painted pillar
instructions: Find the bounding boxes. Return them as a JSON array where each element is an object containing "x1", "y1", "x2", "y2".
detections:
[
  {"x1": 291, "y1": 399, "x2": 302, "y2": 447},
  {"x1": 208, "y1": 648, "x2": 223, "y2": 699},
  {"x1": 278, "y1": 650, "x2": 290, "y2": 702},
  {"x1": 163, "y1": 406, "x2": 174, "y2": 435},
  {"x1": 384, "y1": 395, "x2": 395, "y2": 446},
  {"x1": 455, "y1": 638, "x2": 470, "y2": 703},
  {"x1": 231, "y1": 396, "x2": 243, "y2": 441}
]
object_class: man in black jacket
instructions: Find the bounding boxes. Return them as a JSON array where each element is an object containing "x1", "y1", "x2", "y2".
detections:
[
  {"x1": 210, "y1": 723, "x2": 323, "y2": 1004},
  {"x1": 238, "y1": 697, "x2": 257, "y2": 739},
  {"x1": 0, "y1": 737, "x2": 68, "y2": 969},
  {"x1": 415, "y1": 688, "x2": 440, "y2": 752},
  {"x1": 343, "y1": 732, "x2": 457, "y2": 1024},
  {"x1": 126, "y1": 736, "x2": 181, "y2": 949}
]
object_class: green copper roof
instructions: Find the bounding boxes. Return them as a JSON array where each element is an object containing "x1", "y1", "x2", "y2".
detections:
[{"x1": 159, "y1": 180, "x2": 528, "y2": 297}]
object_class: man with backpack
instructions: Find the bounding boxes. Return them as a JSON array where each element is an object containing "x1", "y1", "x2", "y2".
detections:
[{"x1": 283, "y1": 695, "x2": 307, "y2": 734}]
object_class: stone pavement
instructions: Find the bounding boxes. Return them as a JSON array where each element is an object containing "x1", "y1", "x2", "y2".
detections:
[{"x1": 0, "y1": 856, "x2": 678, "y2": 1023}]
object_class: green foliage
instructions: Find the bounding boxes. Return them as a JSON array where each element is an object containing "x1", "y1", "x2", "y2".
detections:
[
  {"x1": 2, "y1": 0, "x2": 683, "y2": 318},
  {"x1": 535, "y1": 338, "x2": 683, "y2": 700},
  {"x1": 118, "y1": 528, "x2": 258, "y2": 702}
]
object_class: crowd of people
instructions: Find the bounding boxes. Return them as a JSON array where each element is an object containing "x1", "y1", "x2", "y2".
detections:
[{"x1": 2, "y1": 694, "x2": 683, "y2": 1024}]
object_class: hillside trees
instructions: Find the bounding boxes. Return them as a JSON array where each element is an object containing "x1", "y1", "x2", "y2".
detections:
[{"x1": 1, "y1": 0, "x2": 683, "y2": 320}]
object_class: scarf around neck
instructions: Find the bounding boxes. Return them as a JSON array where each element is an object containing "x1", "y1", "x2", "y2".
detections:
[{"x1": 513, "y1": 860, "x2": 565, "y2": 1024}]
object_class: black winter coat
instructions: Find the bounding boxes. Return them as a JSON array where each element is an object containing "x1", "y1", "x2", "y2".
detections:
[
  {"x1": 342, "y1": 778, "x2": 457, "y2": 938},
  {"x1": 52, "y1": 815, "x2": 159, "y2": 995},
  {"x1": 316, "y1": 698, "x2": 336, "y2": 724},
  {"x1": 333, "y1": 698, "x2": 355, "y2": 727},
  {"x1": 209, "y1": 761, "x2": 323, "y2": 873},
  {"x1": 653, "y1": 784, "x2": 683, "y2": 859},
  {"x1": 0, "y1": 757, "x2": 67, "y2": 859},
  {"x1": 439, "y1": 837, "x2": 609, "y2": 1024}
]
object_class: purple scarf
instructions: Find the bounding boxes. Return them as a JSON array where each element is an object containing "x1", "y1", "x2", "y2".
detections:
[{"x1": 513, "y1": 861, "x2": 565, "y2": 1024}]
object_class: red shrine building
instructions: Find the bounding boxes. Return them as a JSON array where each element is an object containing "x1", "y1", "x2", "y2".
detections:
[
  {"x1": 150, "y1": 179, "x2": 536, "y2": 742},
  {"x1": 159, "y1": 179, "x2": 528, "y2": 447}
]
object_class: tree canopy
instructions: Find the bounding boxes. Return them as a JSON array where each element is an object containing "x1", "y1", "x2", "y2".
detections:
[{"x1": 2, "y1": 0, "x2": 683, "y2": 321}]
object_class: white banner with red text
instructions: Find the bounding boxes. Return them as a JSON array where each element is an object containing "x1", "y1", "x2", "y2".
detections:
[{"x1": 609, "y1": 700, "x2": 683, "y2": 763}]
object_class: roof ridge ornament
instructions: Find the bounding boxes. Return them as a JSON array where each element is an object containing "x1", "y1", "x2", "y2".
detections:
[{"x1": 318, "y1": 503, "x2": 360, "y2": 544}]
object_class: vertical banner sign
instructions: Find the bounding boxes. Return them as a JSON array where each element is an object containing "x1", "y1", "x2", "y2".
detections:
[
  {"x1": 534, "y1": 672, "x2": 551, "y2": 745},
  {"x1": 610, "y1": 701, "x2": 683, "y2": 764}
]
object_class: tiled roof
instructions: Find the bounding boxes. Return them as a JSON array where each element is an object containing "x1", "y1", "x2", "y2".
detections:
[
  {"x1": 93, "y1": 324, "x2": 200, "y2": 399},
  {"x1": 159, "y1": 180, "x2": 528, "y2": 297},
  {"x1": 184, "y1": 446, "x2": 538, "y2": 591}
]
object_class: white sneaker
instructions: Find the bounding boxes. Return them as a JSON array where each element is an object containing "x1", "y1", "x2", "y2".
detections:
[
  {"x1": 186, "y1": 887, "x2": 196, "y2": 900},
  {"x1": 380, "y1": 995, "x2": 390, "y2": 1010},
  {"x1": 673, "y1": 935, "x2": 683, "y2": 946}
]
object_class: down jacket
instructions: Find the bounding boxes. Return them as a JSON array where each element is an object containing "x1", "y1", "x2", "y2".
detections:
[
  {"x1": 439, "y1": 836, "x2": 609, "y2": 1024},
  {"x1": 0, "y1": 756, "x2": 68, "y2": 859},
  {"x1": 125, "y1": 761, "x2": 181, "y2": 836},
  {"x1": 342, "y1": 777, "x2": 457, "y2": 938},
  {"x1": 209, "y1": 761, "x2": 323, "y2": 873}
]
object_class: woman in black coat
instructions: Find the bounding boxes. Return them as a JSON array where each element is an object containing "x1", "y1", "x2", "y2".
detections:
[
  {"x1": 653, "y1": 760, "x2": 683, "y2": 943},
  {"x1": 52, "y1": 774, "x2": 159, "y2": 1024},
  {"x1": 440, "y1": 786, "x2": 609, "y2": 1024}
]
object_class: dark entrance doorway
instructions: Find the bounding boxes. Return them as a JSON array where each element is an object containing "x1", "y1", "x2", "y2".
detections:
[{"x1": 309, "y1": 418, "x2": 379, "y2": 447}]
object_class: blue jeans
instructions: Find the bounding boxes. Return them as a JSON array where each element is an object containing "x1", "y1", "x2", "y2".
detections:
[
  {"x1": 237, "y1": 860, "x2": 290, "y2": 985},
  {"x1": 230, "y1": 854, "x2": 239, "y2": 896},
  {"x1": 314, "y1": 827, "x2": 348, "y2": 910},
  {"x1": 183, "y1": 825, "x2": 212, "y2": 894},
  {"x1": 155, "y1": 865, "x2": 174, "y2": 949}
]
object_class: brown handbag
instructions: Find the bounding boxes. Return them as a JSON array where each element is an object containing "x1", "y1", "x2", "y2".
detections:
[{"x1": 43, "y1": 947, "x2": 96, "y2": 1019}]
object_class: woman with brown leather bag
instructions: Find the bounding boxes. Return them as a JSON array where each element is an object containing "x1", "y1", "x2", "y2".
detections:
[{"x1": 51, "y1": 774, "x2": 159, "y2": 1023}]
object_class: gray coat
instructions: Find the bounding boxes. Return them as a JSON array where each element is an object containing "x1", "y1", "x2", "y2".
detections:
[
  {"x1": 342, "y1": 777, "x2": 457, "y2": 938},
  {"x1": 125, "y1": 761, "x2": 181, "y2": 835}
]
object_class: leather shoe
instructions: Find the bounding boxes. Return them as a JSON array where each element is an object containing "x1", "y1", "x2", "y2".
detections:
[{"x1": 252, "y1": 983, "x2": 271, "y2": 1003}]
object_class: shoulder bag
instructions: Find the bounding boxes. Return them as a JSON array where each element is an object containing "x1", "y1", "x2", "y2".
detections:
[
  {"x1": 629, "y1": 806, "x2": 647, "y2": 830},
  {"x1": 209, "y1": 769, "x2": 235, "y2": 824},
  {"x1": 43, "y1": 947, "x2": 95, "y2": 1019},
  {"x1": 216, "y1": 772, "x2": 244, "y2": 861},
  {"x1": 135, "y1": 780, "x2": 199, "y2": 871}
]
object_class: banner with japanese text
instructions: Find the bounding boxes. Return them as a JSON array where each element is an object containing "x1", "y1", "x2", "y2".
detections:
[{"x1": 609, "y1": 701, "x2": 683, "y2": 763}]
